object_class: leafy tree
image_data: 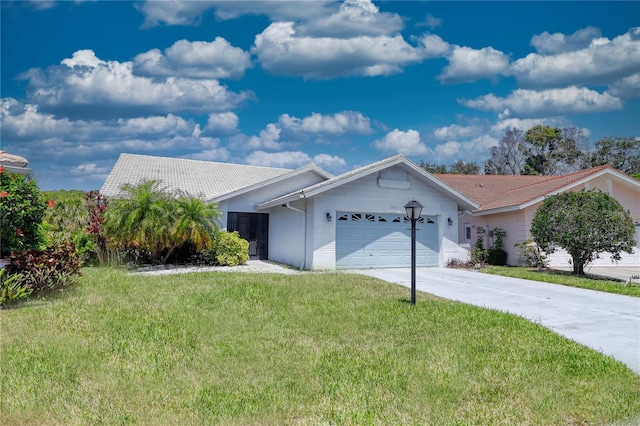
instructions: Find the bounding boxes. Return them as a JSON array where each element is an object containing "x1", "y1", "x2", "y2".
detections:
[
  {"x1": 589, "y1": 136, "x2": 640, "y2": 175},
  {"x1": 485, "y1": 125, "x2": 588, "y2": 175},
  {"x1": 0, "y1": 167, "x2": 46, "y2": 257},
  {"x1": 521, "y1": 125, "x2": 588, "y2": 175},
  {"x1": 449, "y1": 160, "x2": 480, "y2": 174},
  {"x1": 418, "y1": 161, "x2": 447, "y2": 174},
  {"x1": 419, "y1": 160, "x2": 480, "y2": 174},
  {"x1": 530, "y1": 190, "x2": 635, "y2": 275}
]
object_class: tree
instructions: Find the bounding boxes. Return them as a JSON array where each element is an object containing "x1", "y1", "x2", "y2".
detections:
[
  {"x1": 485, "y1": 125, "x2": 588, "y2": 175},
  {"x1": 484, "y1": 128, "x2": 525, "y2": 175},
  {"x1": 449, "y1": 160, "x2": 481, "y2": 174},
  {"x1": 0, "y1": 167, "x2": 45, "y2": 257},
  {"x1": 589, "y1": 136, "x2": 640, "y2": 175},
  {"x1": 521, "y1": 125, "x2": 588, "y2": 175},
  {"x1": 418, "y1": 161, "x2": 447, "y2": 174},
  {"x1": 419, "y1": 160, "x2": 480, "y2": 174},
  {"x1": 530, "y1": 190, "x2": 635, "y2": 275}
]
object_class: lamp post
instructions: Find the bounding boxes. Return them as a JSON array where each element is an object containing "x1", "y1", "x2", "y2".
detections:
[{"x1": 404, "y1": 199, "x2": 423, "y2": 305}]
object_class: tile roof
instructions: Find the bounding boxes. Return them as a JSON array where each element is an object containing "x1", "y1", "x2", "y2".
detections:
[
  {"x1": 101, "y1": 153, "x2": 294, "y2": 199},
  {"x1": 436, "y1": 165, "x2": 615, "y2": 212}
]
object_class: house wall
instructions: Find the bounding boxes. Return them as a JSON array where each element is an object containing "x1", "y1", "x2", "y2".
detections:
[
  {"x1": 267, "y1": 203, "x2": 307, "y2": 269},
  {"x1": 217, "y1": 172, "x2": 326, "y2": 229},
  {"x1": 302, "y1": 168, "x2": 461, "y2": 270},
  {"x1": 459, "y1": 176, "x2": 640, "y2": 267}
]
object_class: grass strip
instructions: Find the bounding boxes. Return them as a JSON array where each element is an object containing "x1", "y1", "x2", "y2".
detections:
[{"x1": 1, "y1": 267, "x2": 639, "y2": 425}]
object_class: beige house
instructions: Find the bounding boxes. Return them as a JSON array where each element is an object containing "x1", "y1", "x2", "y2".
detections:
[{"x1": 437, "y1": 165, "x2": 640, "y2": 267}]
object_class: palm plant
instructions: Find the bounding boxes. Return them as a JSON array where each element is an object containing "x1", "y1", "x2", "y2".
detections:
[
  {"x1": 104, "y1": 181, "x2": 222, "y2": 264},
  {"x1": 162, "y1": 195, "x2": 221, "y2": 263},
  {"x1": 104, "y1": 180, "x2": 173, "y2": 263}
]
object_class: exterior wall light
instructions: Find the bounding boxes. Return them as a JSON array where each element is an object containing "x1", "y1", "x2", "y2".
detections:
[
  {"x1": 448, "y1": 217, "x2": 453, "y2": 226},
  {"x1": 326, "y1": 212, "x2": 332, "y2": 222}
]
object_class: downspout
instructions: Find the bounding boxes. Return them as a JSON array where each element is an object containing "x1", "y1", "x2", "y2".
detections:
[{"x1": 285, "y1": 195, "x2": 307, "y2": 270}]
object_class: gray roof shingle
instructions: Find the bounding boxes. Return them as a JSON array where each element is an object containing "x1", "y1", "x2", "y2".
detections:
[{"x1": 101, "y1": 153, "x2": 293, "y2": 199}]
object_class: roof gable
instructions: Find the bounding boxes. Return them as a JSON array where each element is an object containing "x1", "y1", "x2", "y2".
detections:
[
  {"x1": 258, "y1": 155, "x2": 480, "y2": 210},
  {"x1": 437, "y1": 165, "x2": 640, "y2": 214}
]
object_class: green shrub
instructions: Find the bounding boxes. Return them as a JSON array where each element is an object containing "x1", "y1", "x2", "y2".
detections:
[
  {"x1": 207, "y1": 232, "x2": 249, "y2": 266},
  {"x1": 0, "y1": 168, "x2": 46, "y2": 257},
  {"x1": 515, "y1": 240, "x2": 547, "y2": 268},
  {"x1": 487, "y1": 228, "x2": 508, "y2": 266},
  {"x1": 0, "y1": 268, "x2": 30, "y2": 306},
  {"x1": 7, "y1": 242, "x2": 82, "y2": 292}
]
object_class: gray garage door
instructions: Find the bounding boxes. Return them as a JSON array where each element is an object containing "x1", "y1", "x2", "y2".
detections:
[{"x1": 336, "y1": 212, "x2": 439, "y2": 269}]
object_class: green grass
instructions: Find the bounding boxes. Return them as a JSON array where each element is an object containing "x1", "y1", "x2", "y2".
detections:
[
  {"x1": 484, "y1": 266, "x2": 640, "y2": 297},
  {"x1": 1, "y1": 268, "x2": 639, "y2": 425}
]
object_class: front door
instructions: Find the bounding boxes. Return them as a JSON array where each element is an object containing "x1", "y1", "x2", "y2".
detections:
[{"x1": 227, "y1": 212, "x2": 269, "y2": 259}]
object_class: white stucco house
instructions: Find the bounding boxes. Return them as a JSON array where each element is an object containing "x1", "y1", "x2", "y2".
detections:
[
  {"x1": 101, "y1": 153, "x2": 639, "y2": 270},
  {"x1": 101, "y1": 153, "x2": 478, "y2": 270}
]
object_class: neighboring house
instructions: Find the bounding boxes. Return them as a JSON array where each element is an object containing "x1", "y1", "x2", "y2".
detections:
[
  {"x1": 0, "y1": 151, "x2": 31, "y2": 176},
  {"x1": 436, "y1": 165, "x2": 640, "y2": 267},
  {"x1": 101, "y1": 153, "x2": 478, "y2": 270}
]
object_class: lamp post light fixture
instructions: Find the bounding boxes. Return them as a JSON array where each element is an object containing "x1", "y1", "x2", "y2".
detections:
[{"x1": 404, "y1": 199, "x2": 423, "y2": 305}]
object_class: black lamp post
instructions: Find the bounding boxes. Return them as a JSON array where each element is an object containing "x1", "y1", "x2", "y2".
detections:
[{"x1": 404, "y1": 199, "x2": 423, "y2": 305}]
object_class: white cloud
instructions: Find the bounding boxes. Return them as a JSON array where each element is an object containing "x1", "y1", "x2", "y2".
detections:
[
  {"x1": 278, "y1": 111, "x2": 372, "y2": 134},
  {"x1": 0, "y1": 98, "x2": 224, "y2": 168},
  {"x1": 133, "y1": 37, "x2": 252, "y2": 79},
  {"x1": 245, "y1": 150, "x2": 313, "y2": 168},
  {"x1": 530, "y1": 26, "x2": 601, "y2": 54},
  {"x1": 511, "y1": 27, "x2": 640, "y2": 88},
  {"x1": 135, "y1": 1, "x2": 216, "y2": 27},
  {"x1": 20, "y1": 49, "x2": 253, "y2": 118},
  {"x1": 432, "y1": 123, "x2": 483, "y2": 140},
  {"x1": 373, "y1": 129, "x2": 428, "y2": 155},
  {"x1": 607, "y1": 73, "x2": 640, "y2": 98},
  {"x1": 135, "y1": 0, "x2": 347, "y2": 27},
  {"x1": 418, "y1": 33, "x2": 451, "y2": 58},
  {"x1": 296, "y1": 0, "x2": 404, "y2": 38},
  {"x1": 246, "y1": 124, "x2": 285, "y2": 150},
  {"x1": 312, "y1": 153, "x2": 347, "y2": 169},
  {"x1": 460, "y1": 86, "x2": 623, "y2": 118},
  {"x1": 243, "y1": 150, "x2": 346, "y2": 170},
  {"x1": 417, "y1": 13, "x2": 442, "y2": 30},
  {"x1": 203, "y1": 112, "x2": 240, "y2": 136},
  {"x1": 431, "y1": 135, "x2": 498, "y2": 163},
  {"x1": 71, "y1": 162, "x2": 108, "y2": 175},
  {"x1": 438, "y1": 45, "x2": 510, "y2": 83},
  {"x1": 253, "y1": 22, "x2": 425, "y2": 79}
]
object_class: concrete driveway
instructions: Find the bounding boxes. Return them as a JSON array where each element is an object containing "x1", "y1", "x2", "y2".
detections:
[{"x1": 350, "y1": 267, "x2": 640, "y2": 374}]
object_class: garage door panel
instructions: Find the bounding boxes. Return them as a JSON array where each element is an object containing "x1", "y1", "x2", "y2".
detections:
[{"x1": 336, "y1": 212, "x2": 439, "y2": 269}]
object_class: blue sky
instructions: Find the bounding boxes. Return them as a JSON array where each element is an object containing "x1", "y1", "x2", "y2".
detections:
[{"x1": 1, "y1": 0, "x2": 639, "y2": 190}]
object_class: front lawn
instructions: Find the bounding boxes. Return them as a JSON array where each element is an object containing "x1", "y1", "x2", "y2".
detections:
[
  {"x1": 483, "y1": 266, "x2": 640, "y2": 297},
  {"x1": 1, "y1": 268, "x2": 639, "y2": 425}
]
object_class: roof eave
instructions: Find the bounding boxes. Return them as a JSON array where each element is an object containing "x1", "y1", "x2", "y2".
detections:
[{"x1": 211, "y1": 164, "x2": 332, "y2": 203}]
